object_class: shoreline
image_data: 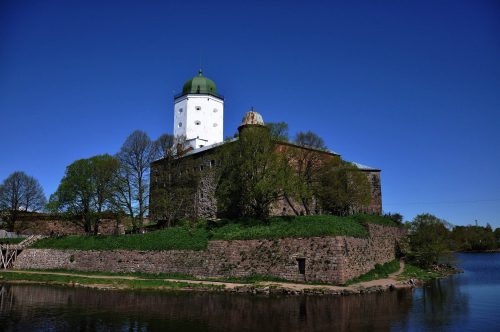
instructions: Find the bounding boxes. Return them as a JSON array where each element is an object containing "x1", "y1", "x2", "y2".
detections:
[{"x1": 0, "y1": 263, "x2": 440, "y2": 296}]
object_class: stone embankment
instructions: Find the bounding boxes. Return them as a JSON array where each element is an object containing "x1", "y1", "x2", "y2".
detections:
[
  {"x1": 14, "y1": 224, "x2": 405, "y2": 285},
  {"x1": 1, "y1": 261, "x2": 416, "y2": 296}
]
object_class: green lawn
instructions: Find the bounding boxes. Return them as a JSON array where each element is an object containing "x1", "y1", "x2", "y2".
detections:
[
  {"x1": 31, "y1": 214, "x2": 399, "y2": 251},
  {"x1": 0, "y1": 237, "x2": 26, "y2": 245}
]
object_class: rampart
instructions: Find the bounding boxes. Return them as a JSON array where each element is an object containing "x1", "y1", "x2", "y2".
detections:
[{"x1": 13, "y1": 224, "x2": 404, "y2": 284}]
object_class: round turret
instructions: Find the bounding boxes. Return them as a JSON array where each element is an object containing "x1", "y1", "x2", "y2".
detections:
[{"x1": 238, "y1": 109, "x2": 266, "y2": 132}]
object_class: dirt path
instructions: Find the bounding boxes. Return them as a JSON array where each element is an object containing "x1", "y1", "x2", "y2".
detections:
[{"x1": 1, "y1": 260, "x2": 407, "y2": 292}]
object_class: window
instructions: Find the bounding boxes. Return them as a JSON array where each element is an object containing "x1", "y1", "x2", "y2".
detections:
[
  {"x1": 213, "y1": 123, "x2": 218, "y2": 127},
  {"x1": 213, "y1": 108, "x2": 218, "y2": 113},
  {"x1": 178, "y1": 108, "x2": 183, "y2": 113},
  {"x1": 195, "y1": 106, "x2": 201, "y2": 111},
  {"x1": 195, "y1": 120, "x2": 201, "y2": 125},
  {"x1": 178, "y1": 122, "x2": 182, "y2": 128},
  {"x1": 297, "y1": 258, "x2": 306, "y2": 275}
]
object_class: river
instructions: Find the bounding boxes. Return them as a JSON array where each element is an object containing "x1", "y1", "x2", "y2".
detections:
[{"x1": 0, "y1": 253, "x2": 498, "y2": 331}]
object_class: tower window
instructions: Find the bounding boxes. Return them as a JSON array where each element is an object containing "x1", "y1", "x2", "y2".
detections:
[
  {"x1": 195, "y1": 106, "x2": 201, "y2": 111},
  {"x1": 178, "y1": 122, "x2": 182, "y2": 128},
  {"x1": 213, "y1": 108, "x2": 218, "y2": 113},
  {"x1": 195, "y1": 120, "x2": 201, "y2": 125},
  {"x1": 178, "y1": 108, "x2": 183, "y2": 113},
  {"x1": 213, "y1": 123, "x2": 218, "y2": 127}
]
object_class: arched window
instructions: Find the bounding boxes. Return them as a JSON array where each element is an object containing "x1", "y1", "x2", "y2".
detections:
[{"x1": 195, "y1": 120, "x2": 201, "y2": 125}]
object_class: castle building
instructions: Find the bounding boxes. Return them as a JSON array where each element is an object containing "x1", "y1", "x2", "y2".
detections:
[{"x1": 151, "y1": 71, "x2": 382, "y2": 220}]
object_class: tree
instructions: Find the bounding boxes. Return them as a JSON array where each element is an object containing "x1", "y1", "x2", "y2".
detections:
[
  {"x1": 266, "y1": 122, "x2": 289, "y2": 141},
  {"x1": 316, "y1": 159, "x2": 371, "y2": 216},
  {"x1": 294, "y1": 131, "x2": 327, "y2": 151},
  {"x1": 289, "y1": 131, "x2": 328, "y2": 214},
  {"x1": 0, "y1": 172, "x2": 46, "y2": 231},
  {"x1": 48, "y1": 158, "x2": 95, "y2": 233},
  {"x1": 495, "y1": 228, "x2": 500, "y2": 248},
  {"x1": 49, "y1": 155, "x2": 119, "y2": 233},
  {"x1": 116, "y1": 130, "x2": 159, "y2": 229},
  {"x1": 407, "y1": 214, "x2": 451, "y2": 267},
  {"x1": 216, "y1": 126, "x2": 289, "y2": 220},
  {"x1": 90, "y1": 155, "x2": 119, "y2": 234}
]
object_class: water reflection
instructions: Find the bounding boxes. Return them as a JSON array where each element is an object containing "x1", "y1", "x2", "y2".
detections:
[
  {"x1": 3, "y1": 254, "x2": 498, "y2": 332},
  {"x1": 0, "y1": 284, "x2": 414, "y2": 331}
]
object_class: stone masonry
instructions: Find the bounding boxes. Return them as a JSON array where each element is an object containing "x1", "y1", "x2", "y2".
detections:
[{"x1": 14, "y1": 224, "x2": 404, "y2": 284}]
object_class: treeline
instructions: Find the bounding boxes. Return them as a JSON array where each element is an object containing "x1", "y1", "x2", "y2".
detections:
[{"x1": 402, "y1": 213, "x2": 500, "y2": 268}]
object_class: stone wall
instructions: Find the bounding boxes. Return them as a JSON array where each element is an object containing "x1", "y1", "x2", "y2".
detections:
[
  {"x1": 13, "y1": 219, "x2": 125, "y2": 236},
  {"x1": 14, "y1": 224, "x2": 404, "y2": 284}
]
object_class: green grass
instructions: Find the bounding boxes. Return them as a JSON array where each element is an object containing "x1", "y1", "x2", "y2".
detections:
[
  {"x1": 30, "y1": 214, "x2": 398, "y2": 250},
  {"x1": 32, "y1": 227, "x2": 209, "y2": 251},
  {"x1": 344, "y1": 259, "x2": 401, "y2": 285},
  {"x1": 0, "y1": 271, "x2": 223, "y2": 291},
  {"x1": 211, "y1": 215, "x2": 377, "y2": 240},
  {"x1": 397, "y1": 263, "x2": 442, "y2": 282},
  {"x1": 0, "y1": 237, "x2": 26, "y2": 245}
]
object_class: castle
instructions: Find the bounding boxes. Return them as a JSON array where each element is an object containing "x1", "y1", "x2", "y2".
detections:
[{"x1": 150, "y1": 71, "x2": 382, "y2": 220}]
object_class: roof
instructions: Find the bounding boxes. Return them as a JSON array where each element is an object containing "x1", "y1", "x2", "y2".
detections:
[
  {"x1": 179, "y1": 69, "x2": 220, "y2": 97},
  {"x1": 352, "y1": 162, "x2": 380, "y2": 172}
]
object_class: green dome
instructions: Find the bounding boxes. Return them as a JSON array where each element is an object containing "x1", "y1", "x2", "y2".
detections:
[{"x1": 181, "y1": 69, "x2": 219, "y2": 96}]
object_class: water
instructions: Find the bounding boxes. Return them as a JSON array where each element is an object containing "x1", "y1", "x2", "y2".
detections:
[{"x1": 0, "y1": 253, "x2": 499, "y2": 331}]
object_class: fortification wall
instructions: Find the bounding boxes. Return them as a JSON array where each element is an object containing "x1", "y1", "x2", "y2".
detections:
[{"x1": 14, "y1": 224, "x2": 404, "y2": 284}]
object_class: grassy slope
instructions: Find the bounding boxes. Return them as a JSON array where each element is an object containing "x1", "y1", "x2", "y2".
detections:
[
  {"x1": 397, "y1": 264, "x2": 443, "y2": 282},
  {"x1": 344, "y1": 259, "x2": 401, "y2": 285},
  {"x1": 32, "y1": 227, "x2": 209, "y2": 251},
  {"x1": 32, "y1": 214, "x2": 398, "y2": 251},
  {"x1": 0, "y1": 238, "x2": 26, "y2": 245}
]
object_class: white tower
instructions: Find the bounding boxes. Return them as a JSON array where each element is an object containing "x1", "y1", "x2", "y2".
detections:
[{"x1": 173, "y1": 70, "x2": 224, "y2": 149}]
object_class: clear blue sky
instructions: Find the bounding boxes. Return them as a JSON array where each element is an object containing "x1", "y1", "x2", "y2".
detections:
[{"x1": 1, "y1": 0, "x2": 499, "y2": 227}]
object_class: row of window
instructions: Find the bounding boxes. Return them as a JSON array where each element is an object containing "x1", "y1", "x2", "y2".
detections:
[
  {"x1": 177, "y1": 122, "x2": 218, "y2": 128},
  {"x1": 178, "y1": 107, "x2": 218, "y2": 113}
]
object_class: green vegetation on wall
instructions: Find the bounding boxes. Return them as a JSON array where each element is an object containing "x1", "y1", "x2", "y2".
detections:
[{"x1": 32, "y1": 214, "x2": 399, "y2": 251}]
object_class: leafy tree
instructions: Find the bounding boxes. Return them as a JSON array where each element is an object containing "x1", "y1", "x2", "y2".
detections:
[
  {"x1": 49, "y1": 155, "x2": 119, "y2": 233},
  {"x1": 266, "y1": 122, "x2": 289, "y2": 141},
  {"x1": 407, "y1": 214, "x2": 451, "y2": 267},
  {"x1": 294, "y1": 131, "x2": 327, "y2": 150},
  {"x1": 316, "y1": 159, "x2": 371, "y2": 216},
  {"x1": 48, "y1": 158, "x2": 95, "y2": 232},
  {"x1": 116, "y1": 130, "x2": 159, "y2": 229},
  {"x1": 216, "y1": 126, "x2": 289, "y2": 220},
  {"x1": 0, "y1": 171, "x2": 46, "y2": 231},
  {"x1": 383, "y1": 212, "x2": 404, "y2": 225},
  {"x1": 289, "y1": 131, "x2": 328, "y2": 214},
  {"x1": 495, "y1": 228, "x2": 500, "y2": 248}
]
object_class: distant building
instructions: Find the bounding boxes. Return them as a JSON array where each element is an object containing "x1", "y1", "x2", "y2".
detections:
[{"x1": 150, "y1": 71, "x2": 382, "y2": 220}]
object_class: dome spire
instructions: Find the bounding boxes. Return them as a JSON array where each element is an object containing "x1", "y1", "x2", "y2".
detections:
[{"x1": 198, "y1": 68, "x2": 203, "y2": 76}]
